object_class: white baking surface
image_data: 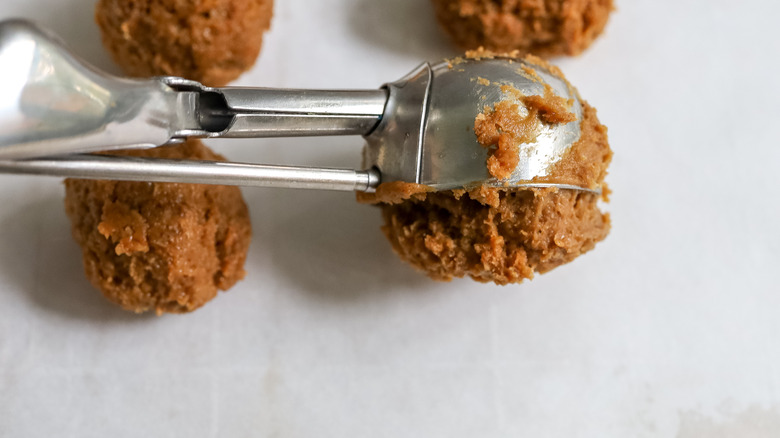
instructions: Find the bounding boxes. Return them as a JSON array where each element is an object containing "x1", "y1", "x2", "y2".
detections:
[{"x1": 1, "y1": 0, "x2": 779, "y2": 436}]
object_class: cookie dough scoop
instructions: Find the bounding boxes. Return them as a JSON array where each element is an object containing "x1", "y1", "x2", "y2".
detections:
[{"x1": 0, "y1": 20, "x2": 597, "y2": 194}]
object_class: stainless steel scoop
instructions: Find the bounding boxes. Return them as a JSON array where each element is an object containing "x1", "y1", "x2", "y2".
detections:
[{"x1": 0, "y1": 19, "x2": 593, "y2": 193}]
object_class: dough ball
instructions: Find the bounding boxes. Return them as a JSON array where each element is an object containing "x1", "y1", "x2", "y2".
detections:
[
  {"x1": 378, "y1": 186, "x2": 609, "y2": 284},
  {"x1": 359, "y1": 99, "x2": 612, "y2": 284},
  {"x1": 431, "y1": 0, "x2": 613, "y2": 56},
  {"x1": 64, "y1": 139, "x2": 252, "y2": 314},
  {"x1": 96, "y1": 0, "x2": 274, "y2": 86}
]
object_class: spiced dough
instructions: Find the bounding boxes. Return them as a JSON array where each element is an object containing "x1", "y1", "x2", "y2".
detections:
[
  {"x1": 95, "y1": 0, "x2": 274, "y2": 87},
  {"x1": 359, "y1": 55, "x2": 611, "y2": 284},
  {"x1": 474, "y1": 66, "x2": 577, "y2": 180},
  {"x1": 431, "y1": 0, "x2": 613, "y2": 57},
  {"x1": 64, "y1": 139, "x2": 252, "y2": 314}
]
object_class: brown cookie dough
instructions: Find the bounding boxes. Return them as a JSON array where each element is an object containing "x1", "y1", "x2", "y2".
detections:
[
  {"x1": 375, "y1": 186, "x2": 609, "y2": 284},
  {"x1": 359, "y1": 56, "x2": 611, "y2": 284},
  {"x1": 64, "y1": 139, "x2": 252, "y2": 314},
  {"x1": 431, "y1": 0, "x2": 613, "y2": 57},
  {"x1": 95, "y1": 0, "x2": 274, "y2": 87},
  {"x1": 474, "y1": 78, "x2": 576, "y2": 180}
]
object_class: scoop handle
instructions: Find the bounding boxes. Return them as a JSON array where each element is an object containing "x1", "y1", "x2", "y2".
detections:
[
  {"x1": 0, "y1": 20, "x2": 202, "y2": 159},
  {"x1": 0, "y1": 19, "x2": 389, "y2": 160}
]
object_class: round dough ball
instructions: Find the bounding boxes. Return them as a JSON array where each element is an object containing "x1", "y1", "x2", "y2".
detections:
[
  {"x1": 64, "y1": 139, "x2": 252, "y2": 314},
  {"x1": 360, "y1": 100, "x2": 612, "y2": 284},
  {"x1": 431, "y1": 0, "x2": 613, "y2": 56},
  {"x1": 96, "y1": 0, "x2": 274, "y2": 86}
]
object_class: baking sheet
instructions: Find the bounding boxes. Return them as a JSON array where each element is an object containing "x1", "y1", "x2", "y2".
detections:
[{"x1": 1, "y1": 0, "x2": 780, "y2": 436}]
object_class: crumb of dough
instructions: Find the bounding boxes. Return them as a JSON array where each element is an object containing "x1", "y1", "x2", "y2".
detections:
[
  {"x1": 431, "y1": 0, "x2": 614, "y2": 57},
  {"x1": 357, "y1": 54, "x2": 611, "y2": 283},
  {"x1": 512, "y1": 84, "x2": 576, "y2": 124},
  {"x1": 476, "y1": 76, "x2": 491, "y2": 86},
  {"x1": 475, "y1": 100, "x2": 529, "y2": 180},
  {"x1": 64, "y1": 139, "x2": 252, "y2": 314},
  {"x1": 95, "y1": 0, "x2": 274, "y2": 87}
]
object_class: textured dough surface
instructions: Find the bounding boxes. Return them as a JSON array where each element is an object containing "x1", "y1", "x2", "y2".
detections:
[
  {"x1": 378, "y1": 186, "x2": 609, "y2": 284},
  {"x1": 431, "y1": 0, "x2": 613, "y2": 56},
  {"x1": 96, "y1": 0, "x2": 274, "y2": 86},
  {"x1": 64, "y1": 140, "x2": 252, "y2": 314}
]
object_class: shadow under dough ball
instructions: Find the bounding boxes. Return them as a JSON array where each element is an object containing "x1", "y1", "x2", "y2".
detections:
[
  {"x1": 96, "y1": 0, "x2": 274, "y2": 86},
  {"x1": 64, "y1": 140, "x2": 252, "y2": 314},
  {"x1": 431, "y1": 0, "x2": 613, "y2": 56}
]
